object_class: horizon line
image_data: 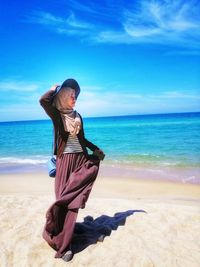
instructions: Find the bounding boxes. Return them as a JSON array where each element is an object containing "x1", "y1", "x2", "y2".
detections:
[{"x1": 0, "y1": 111, "x2": 200, "y2": 123}]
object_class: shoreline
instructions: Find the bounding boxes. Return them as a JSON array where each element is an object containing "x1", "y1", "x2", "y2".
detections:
[{"x1": 0, "y1": 161, "x2": 200, "y2": 185}]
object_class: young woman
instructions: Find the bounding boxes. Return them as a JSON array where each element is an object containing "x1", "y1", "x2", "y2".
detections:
[{"x1": 40, "y1": 78, "x2": 104, "y2": 261}]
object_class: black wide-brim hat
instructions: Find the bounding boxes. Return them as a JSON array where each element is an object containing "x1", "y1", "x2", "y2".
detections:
[{"x1": 54, "y1": 78, "x2": 81, "y2": 99}]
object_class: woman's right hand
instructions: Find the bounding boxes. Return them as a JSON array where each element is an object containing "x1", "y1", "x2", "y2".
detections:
[{"x1": 50, "y1": 84, "x2": 59, "y2": 91}]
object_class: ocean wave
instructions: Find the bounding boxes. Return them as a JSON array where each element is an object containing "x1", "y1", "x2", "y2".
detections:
[
  {"x1": 0, "y1": 153, "x2": 199, "y2": 168},
  {"x1": 104, "y1": 153, "x2": 200, "y2": 168},
  {"x1": 0, "y1": 156, "x2": 48, "y2": 165}
]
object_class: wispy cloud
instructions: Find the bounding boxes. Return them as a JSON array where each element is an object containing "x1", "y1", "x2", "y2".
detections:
[
  {"x1": 0, "y1": 78, "x2": 45, "y2": 121},
  {"x1": 0, "y1": 80, "x2": 199, "y2": 121},
  {"x1": 26, "y1": 10, "x2": 94, "y2": 37},
  {"x1": 120, "y1": 0, "x2": 200, "y2": 46},
  {"x1": 96, "y1": 0, "x2": 200, "y2": 48},
  {"x1": 76, "y1": 86, "x2": 200, "y2": 117},
  {"x1": 0, "y1": 79, "x2": 40, "y2": 92},
  {"x1": 0, "y1": 103, "x2": 44, "y2": 121},
  {"x1": 159, "y1": 91, "x2": 200, "y2": 99},
  {"x1": 26, "y1": 0, "x2": 200, "y2": 50}
]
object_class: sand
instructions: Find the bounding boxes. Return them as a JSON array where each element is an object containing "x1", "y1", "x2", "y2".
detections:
[{"x1": 0, "y1": 172, "x2": 200, "y2": 267}]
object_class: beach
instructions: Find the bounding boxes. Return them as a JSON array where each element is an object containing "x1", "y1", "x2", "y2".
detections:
[{"x1": 0, "y1": 169, "x2": 200, "y2": 267}]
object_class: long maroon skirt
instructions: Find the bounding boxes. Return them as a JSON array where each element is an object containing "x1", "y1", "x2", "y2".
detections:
[{"x1": 42, "y1": 152, "x2": 100, "y2": 258}]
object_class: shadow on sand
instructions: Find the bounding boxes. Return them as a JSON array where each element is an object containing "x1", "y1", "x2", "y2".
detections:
[{"x1": 71, "y1": 209, "x2": 146, "y2": 254}]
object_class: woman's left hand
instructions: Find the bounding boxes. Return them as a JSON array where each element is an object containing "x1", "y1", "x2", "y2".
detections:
[{"x1": 93, "y1": 149, "x2": 105, "y2": 160}]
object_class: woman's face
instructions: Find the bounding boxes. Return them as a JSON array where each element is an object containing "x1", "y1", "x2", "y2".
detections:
[{"x1": 56, "y1": 87, "x2": 76, "y2": 110}]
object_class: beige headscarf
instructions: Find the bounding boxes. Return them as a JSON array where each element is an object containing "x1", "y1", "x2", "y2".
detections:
[{"x1": 53, "y1": 87, "x2": 81, "y2": 136}]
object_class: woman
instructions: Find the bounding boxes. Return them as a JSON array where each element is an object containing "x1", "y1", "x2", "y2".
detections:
[{"x1": 39, "y1": 78, "x2": 104, "y2": 262}]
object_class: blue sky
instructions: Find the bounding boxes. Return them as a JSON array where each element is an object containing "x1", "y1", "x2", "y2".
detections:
[{"x1": 0, "y1": 0, "x2": 199, "y2": 121}]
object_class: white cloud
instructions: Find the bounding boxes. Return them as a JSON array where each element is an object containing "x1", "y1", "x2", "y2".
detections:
[
  {"x1": 0, "y1": 103, "x2": 44, "y2": 122},
  {"x1": 26, "y1": 10, "x2": 94, "y2": 37},
  {"x1": 160, "y1": 91, "x2": 200, "y2": 99},
  {"x1": 0, "y1": 78, "x2": 199, "y2": 121},
  {"x1": 76, "y1": 86, "x2": 200, "y2": 117},
  {"x1": 0, "y1": 79, "x2": 40, "y2": 92},
  {"x1": 31, "y1": 11, "x2": 64, "y2": 25},
  {"x1": 66, "y1": 12, "x2": 93, "y2": 29},
  {"x1": 25, "y1": 0, "x2": 200, "y2": 50},
  {"x1": 0, "y1": 83, "x2": 199, "y2": 121},
  {"x1": 121, "y1": 0, "x2": 200, "y2": 44}
]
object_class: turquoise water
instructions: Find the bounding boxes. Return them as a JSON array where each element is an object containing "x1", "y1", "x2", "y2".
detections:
[{"x1": 0, "y1": 112, "x2": 200, "y2": 182}]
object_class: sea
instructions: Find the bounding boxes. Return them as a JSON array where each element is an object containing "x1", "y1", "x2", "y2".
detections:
[{"x1": 0, "y1": 112, "x2": 200, "y2": 184}]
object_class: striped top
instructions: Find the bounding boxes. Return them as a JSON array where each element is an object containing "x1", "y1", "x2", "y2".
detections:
[{"x1": 63, "y1": 133, "x2": 83, "y2": 153}]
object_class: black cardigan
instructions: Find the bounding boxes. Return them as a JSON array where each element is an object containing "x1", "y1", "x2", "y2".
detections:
[{"x1": 39, "y1": 90, "x2": 99, "y2": 158}]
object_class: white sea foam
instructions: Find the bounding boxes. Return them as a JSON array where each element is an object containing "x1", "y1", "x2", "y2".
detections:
[
  {"x1": 0, "y1": 156, "x2": 48, "y2": 165},
  {"x1": 182, "y1": 176, "x2": 197, "y2": 183}
]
